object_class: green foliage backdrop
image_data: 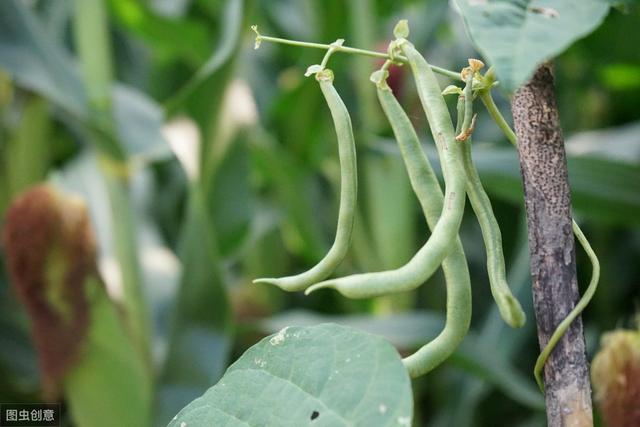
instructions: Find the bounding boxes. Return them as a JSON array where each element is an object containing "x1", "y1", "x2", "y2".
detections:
[{"x1": 0, "y1": 0, "x2": 638, "y2": 426}]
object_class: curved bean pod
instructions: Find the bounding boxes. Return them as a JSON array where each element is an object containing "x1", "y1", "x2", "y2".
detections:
[
  {"x1": 372, "y1": 69, "x2": 472, "y2": 377},
  {"x1": 253, "y1": 69, "x2": 357, "y2": 291},
  {"x1": 457, "y1": 77, "x2": 526, "y2": 329},
  {"x1": 306, "y1": 41, "x2": 466, "y2": 299}
]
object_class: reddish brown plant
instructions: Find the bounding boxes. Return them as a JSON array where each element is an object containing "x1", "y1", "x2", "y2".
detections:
[
  {"x1": 591, "y1": 328, "x2": 640, "y2": 427},
  {"x1": 2, "y1": 185, "x2": 96, "y2": 398}
]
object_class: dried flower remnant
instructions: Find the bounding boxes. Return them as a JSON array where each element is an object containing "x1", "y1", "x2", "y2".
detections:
[
  {"x1": 2, "y1": 185, "x2": 96, "y2": 398},
  {"x1": 591, "y1": 327, "x2": 640, "y2": 427}
]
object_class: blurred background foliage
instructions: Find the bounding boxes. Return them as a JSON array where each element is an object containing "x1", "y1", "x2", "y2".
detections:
[{"x1": 0, "y1": 0, "x2": 638, "y2": 426}]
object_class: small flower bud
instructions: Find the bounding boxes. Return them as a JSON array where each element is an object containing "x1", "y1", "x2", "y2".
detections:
[{"x1": 393, "y1": 20, "x2": 410, "y2": 39}]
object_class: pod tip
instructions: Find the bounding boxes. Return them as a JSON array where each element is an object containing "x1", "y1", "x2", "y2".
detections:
[
  {"x1": 304, "y1": 281, "x2": 334, "y2": 295},
  {"x1": 253, "y1": 278, "x2": 274, "y2": 285},
  {"x1": 499, "y1": 294, "x2": 526, "y2": 328}
]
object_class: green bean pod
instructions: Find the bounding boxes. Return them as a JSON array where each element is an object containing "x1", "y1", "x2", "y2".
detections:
[
  {"x1": 457, "y1": 77, "x2": 525, "y2": 329},
  {"x1": 306, "y1": 41, "x2": 466, "y2": 299},
  {"x1": 372, "y1": 69, "x2": 472, "y2": 377},
  {"x1": 253, "y1": 69, "x2": 357, "y2": 291}
]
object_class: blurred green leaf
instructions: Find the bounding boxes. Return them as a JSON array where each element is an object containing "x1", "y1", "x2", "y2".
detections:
[
  {"x1": 599, "y1": 63, "x2": 640, "y2": 90},
  {"x1": 50, "y1": 156, "x2": 152, "y2": 389},
  {"x1": 452, "y1": 337, "x2": 544, "y2": 411},
  {"x1": 0, "y1": 278, "x2": 39, "y2": 401},
  {"x1": 0, "y1": 0, "x2": 86, "y2": 117},
  {"x1": 103, "y1": 172, "x2": 151, "y2": 356},
  {"x1": 157, "y1": 187, "x2": 232, "y2": 426},
  {"x1": 73, "y1": 0, "x2": 152, "y2": 361},
  {"x1": 0, "y1": 0, "x2": 168, "y2": 161},
  {"x1": 112, "y1": 85, "x2": 171, "y2": 163},
  {"x1": 374, "y1": 139, "x2": 640, "y2": 225},
  {"x1": 110, "y1": 0, "x2": 210, "y2": 66},
  {"x1": 458, "y1": 144, "x2": 640, "y2": 226},
  {"x1": 260, "y1": 0, "x2": 318, "y2": 40},
  {"x1": 210, "y1": 134, "x2": 253, "y2": 257},
  {"x1": 269, "y1": 79, "x2": 324, "y2": 162},
  {"x1": 566, "y1": 121, "x2": 640, "y2": 163},
  {"x1": 73, "y1": 0, "x2": 113, "y2": 119},
  {"x1": 64, "y1": 278, "x2": 152, "y2": 427},
  {"x1": 52, "y1": 151, "x2": 182, "y2": 381},
  {"x1": 2, "y1": 97, "x2": 51, "y2": 207},
  {"x1": 169, "y1": 324, "x2": 414, "y2": 427},
  {"x1": 365, "y1": 154, "x2": 416, "y2": 270},
  {"x1": 163, "y1": 0, "x2": 245, "y2": 114},
  {"x1": 250, "y1": 133, "x2": 327, "y2": 262},
  {"x1": 37, "y1": 0, "x2": 73, "y2": 45},
  {"x1": 433, "y1": 227, "x2": 536, "y2": 427},
  {"x1": 453, "y1": 0, "x2": 610, "y2": 92},
  {"x1": 241, "y1": 211, "x2": 290, "y2": 282},
  {"x1": 348, "y1": 0, "x2": 381, "y2": 130}
]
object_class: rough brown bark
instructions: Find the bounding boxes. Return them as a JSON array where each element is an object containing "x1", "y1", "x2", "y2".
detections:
[{"x1": 512, "y1": 64, "x2": 593, "y2": 427}]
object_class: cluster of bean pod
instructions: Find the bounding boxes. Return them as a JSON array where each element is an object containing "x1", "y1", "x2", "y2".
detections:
[{"x1": 254, "y1": 21, "x2": 599, "y2": 390}]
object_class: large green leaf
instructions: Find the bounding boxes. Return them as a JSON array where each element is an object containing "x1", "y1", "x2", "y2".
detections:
[
  {"x1": 453, "y1": 0, "x2": 611, "y2": 92},
  {"x1": 169, "y1": 324, "x2": 413, "y2": 427},
  {"x1": 259, "y1": 310, "x2": 543, "y2": 410}
]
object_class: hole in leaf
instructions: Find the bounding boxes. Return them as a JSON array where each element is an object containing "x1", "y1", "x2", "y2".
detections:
[{"x1": 310, "y1": 411, "x2": 319, "y2": 420}]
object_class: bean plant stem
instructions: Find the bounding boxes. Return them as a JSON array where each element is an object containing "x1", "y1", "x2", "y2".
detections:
[
  {"x1": 480, "y1": 77, "x2": 600, "y2": 391},
  {"x1": 255, "y1": 33, "x2": 462, "y2": 81},
  {"x1": 512, "y1": 64, "x2": 592, "y2": 426}
]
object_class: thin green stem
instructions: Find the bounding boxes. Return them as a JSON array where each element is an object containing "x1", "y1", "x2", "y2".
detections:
[
  {"x1": 534, "y1": 222, "x2": 600, "y2": 391},
  {"x1": 253, "y1": 29, "x2": 461, "y2": 81},
  {"x1": 319, "y1": 41, "x2": 343, "y2": 69},
  {"x1": 479, "y1": 91, "x2": 517, "y2": 147},
  {"x1": 258, "y1": 34, "x2": 392, "y2": 58}
]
